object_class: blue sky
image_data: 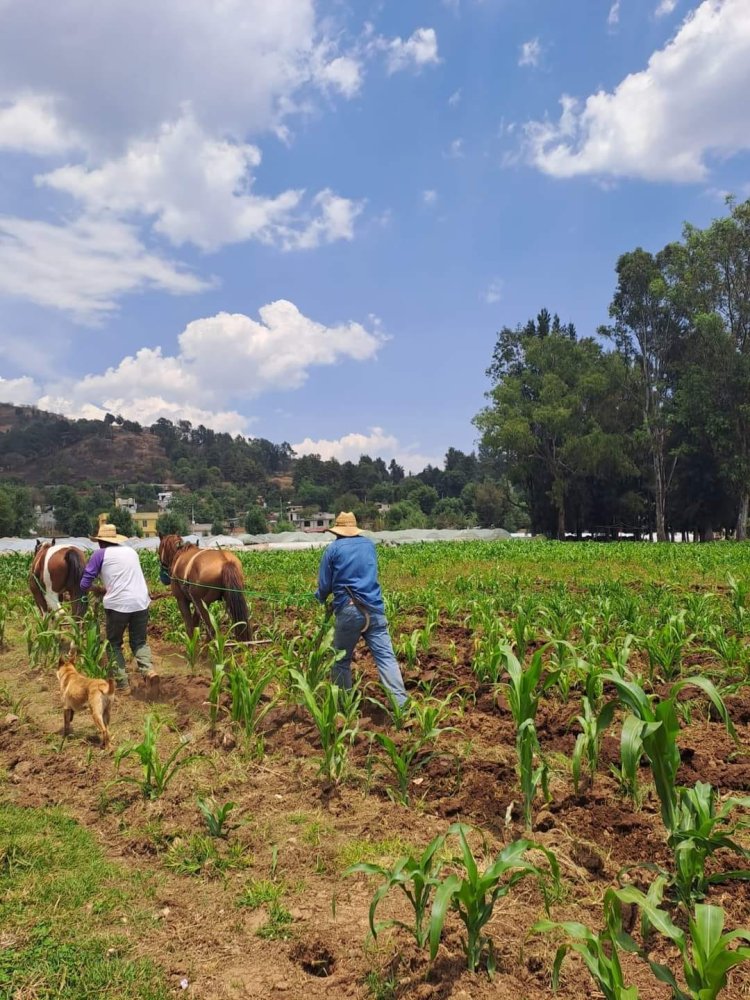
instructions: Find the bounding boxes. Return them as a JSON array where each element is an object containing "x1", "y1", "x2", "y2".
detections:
[{"x1": 0, "y1": 0, "x2": 748, "y2": 471}]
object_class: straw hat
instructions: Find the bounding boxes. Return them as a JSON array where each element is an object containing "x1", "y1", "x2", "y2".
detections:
[
  {"x1": 330, "y1": 511, "x2": 361, "y2": 537},
  {"x1": 90, "y1": 523, "x2": 129, "y2": 545}
]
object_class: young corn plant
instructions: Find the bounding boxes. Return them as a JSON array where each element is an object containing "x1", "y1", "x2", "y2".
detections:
[
  {"x1": 430, "y1": 824, "x2": 559, "y2": 975},
  {"x1": 344, "y1": 833, "x2": 447, "y2": 948},
  {"x1": 207, "y1": 661, "x2": 227, "y2": 735},
  {"x1": 654, "y1": 782, "x2": 750, "y2": 908},
  {"x1": 114, "y1": 714, "x2": 202, "y2": 799},
  {"x1": 610, "y1": 713, "x2": 646, "y2": 808},
  {"x1": 603, "y1": 671, "x2": 735, "y2": 837},
  {"x1": 227, "y1": 656, "x2": 277, "y2": 738},
  {"x1": 503, "y1": 645, "x2": 556, "y2": 828},
  {"x1": 612, "y1": 885, "x2": 750, "y2": 1000},
  {"x1": 571, "y1": 696, "x2": 616, "y2": 794},
  {"x1": 66, "y1": 611, "x2": 108, "y2": 678},
  {"x1": 290, "y1": 670, "x2": 360, "y2": 784},
  {"x1": 534, "y1": 887, "x2": 639, "y2": 1000},
  {"x1": 642, "y1": 612, "x2": 695, "y2": 683},
  {"x1": 197, "y1": 797, "x2": 237, "y2": 838},
  {"x1": 365, "y1": 687, "x2": 411, "y2": 731},
  {"x1": 372, "y1": 729, "x2": 443, "y2": 806},
  {"x1": 184, "y1": 625, "x2": 203, "y2": 672}
]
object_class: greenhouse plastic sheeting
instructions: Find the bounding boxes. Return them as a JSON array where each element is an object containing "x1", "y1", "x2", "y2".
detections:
[{"x1": 0, "y1": 528, "x2": 516, "y2": 552}]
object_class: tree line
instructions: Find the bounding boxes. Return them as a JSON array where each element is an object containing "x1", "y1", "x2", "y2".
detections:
[{"x1": 475, "y1": 197, "x2": 750, "y2": 541}]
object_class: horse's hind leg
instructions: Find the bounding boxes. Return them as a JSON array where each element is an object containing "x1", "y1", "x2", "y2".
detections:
[
  {"x1": 194, "y1": 598, "x2": 215, "y2": 638},
  {"x1": 30, "y1": 579, "x2": 48, "y2": 614},
  {"x1": 174, "y1": 588, "x2": 197, "y2": 635}
]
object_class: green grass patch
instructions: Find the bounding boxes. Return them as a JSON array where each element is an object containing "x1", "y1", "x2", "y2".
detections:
[
  {"x1": 336, "y1": 836, "x2": 413, "y2": 870},
  {"x1": 0, "y1": 801, "x2": 168, "y2": 999}
]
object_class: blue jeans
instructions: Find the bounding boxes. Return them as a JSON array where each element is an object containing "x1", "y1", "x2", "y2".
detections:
[{"x1": 332, "y1": 604, "x2": 408, "y2": 706}]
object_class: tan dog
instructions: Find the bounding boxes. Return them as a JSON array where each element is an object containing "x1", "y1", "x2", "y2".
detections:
[{"x1": 56, "y1": 656, "x2": 115, "y2": 747}]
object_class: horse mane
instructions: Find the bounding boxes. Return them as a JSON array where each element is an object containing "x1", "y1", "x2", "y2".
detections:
[{"x1": 160, "y1": 534, "x2": 197, "y2": 569}]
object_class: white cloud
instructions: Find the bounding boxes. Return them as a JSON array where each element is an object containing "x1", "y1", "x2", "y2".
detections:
[
  {"x1": 519, "y1": 38, "x2": 542, "y2": 68},
  {"x1": 448, "y1": 89, "x2": 462, "y2": 108},
  {"x1": 37, "y1": 111, "x2": 362, "y2": 253},
  {"x1": 608, "y1": 1, "x2": 621, "y2": 28},
  {"x1": 483, "y1": 278, "x2": 504, "y2": 304},
  {"x1": 16, "y1": 301, "x2": 385, "y2": 430},
  {"x1": 445, "y1": 138, "x2": 465, "y2": 159},
  {"x1": 0, "y1": 1, "x2": 355, "y2": 149},
  {"x1": 292, "y1": 427, "x2": 440, "y2": 474},
  {"x1": 0, "y1": 94, "x2": 79, "y2": 154},
  {"x1": 0, "y1": 215, "x2": 210, "y2": 322},
  {"x1": 383, "y1": 28, "x2": 440, "y2": 74},
  {"x1": 315, "y1": 55, "x2": 362, "y2": 98},
  {"x1": 525, "y1": 0, "x2": 750, "y2": 182},
  {"x1": 0, "y1": 375, "x2": 40, "y2": 405},
  {"x1": 422, "y1": 189, "x2": 438, "y2": 205},
  {"x1": 655, "y1": 0, "x2": 678, "y2": 16}
]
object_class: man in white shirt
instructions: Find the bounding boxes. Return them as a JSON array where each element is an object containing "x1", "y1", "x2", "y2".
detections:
[{"x1": 80, "y1": 523, "x2": 154, "y2": 692}]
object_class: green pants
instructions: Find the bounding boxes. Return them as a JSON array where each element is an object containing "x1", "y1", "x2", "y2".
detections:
[{"x1": 105, "y1": 608, "x2": 152, "y2": 685}]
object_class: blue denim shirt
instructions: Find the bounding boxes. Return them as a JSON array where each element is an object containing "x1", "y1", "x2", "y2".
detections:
[{"x1": 315, "y1": 536, "x2": 385, "y2": 614}]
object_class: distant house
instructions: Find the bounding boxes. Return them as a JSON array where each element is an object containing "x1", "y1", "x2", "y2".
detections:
[
  {"x1": 294, "y1": 512, "x2": 335, "y2": 533},
  {"x1": 189, "y1": 522, "x2": 212, "y2": 537},
  {"x1": 35, "y1": 505, "x2": 56, "y2": 534},
  {"x1": 157, "y1": 491, "x2": 174, "y2": 511},
  {"x1": 138, "y1": 512, "x2": 160, "y2": 538},
  {"x1": 115, "y1": 497, "x2": 137, "y2": 515}
]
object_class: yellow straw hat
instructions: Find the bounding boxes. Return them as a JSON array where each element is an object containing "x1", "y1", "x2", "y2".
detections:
[
  {"x1": 90, "y1": 523, "x2": 129, "y2": 545},
  {"x1": 330, "y1": 511, "x2": 361, "y2": 537}
]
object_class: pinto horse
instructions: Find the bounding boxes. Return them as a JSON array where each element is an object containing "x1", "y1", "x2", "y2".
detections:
[
  {"x1": 157, "y1": 534, "x2": 250, "y2": 641},
  {"x1": 29, "y1": 539, "x2": 86, "y2": 618}
]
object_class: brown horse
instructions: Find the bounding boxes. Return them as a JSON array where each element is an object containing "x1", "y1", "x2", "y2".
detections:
[
  {"x1": 29, "y1": 539, "x2": 86, "y2": 618},
  {"x1": 157, "y1": 534, "x2": 250, "y2": 640}
]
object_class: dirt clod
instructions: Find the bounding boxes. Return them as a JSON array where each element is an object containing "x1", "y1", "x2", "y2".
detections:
[{"x1": 291, "y1": 938, "x2": 336, "y2": 978}]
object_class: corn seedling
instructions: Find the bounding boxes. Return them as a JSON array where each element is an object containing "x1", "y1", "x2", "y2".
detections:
[
  {"x1": 227, "y1": 656, "x2": 277, "y2": 737},
  {"x1": 430, "y1": 824, "x2": 559, "y2": 975},
  {"x1": 534, "y1": 887, "x2": 639, "y2": 999},
  {"x1": 290, "y1": 670, "x2": 360, "y2": 783},
  {"x1": 371, "y1": 731, "x2": 434, "y2": 806},
  {"x1": 184, "y1": 626, "x2": 203, "y2": 672},
  {"x1": 642, "y1": 612, "x2": 695, "y2": 682},
  {"x1": 345, "y1": 832, "x2": 446, "y2": 948},
  {"x1": 611, "y1": 884, "x2": 750, "y2": 1000},
  {"x1": 365, "y1": 687, "x2": 411, "y2": 731},
  {"x1": 571, "y1": 696, "x2": 616, "y2": 794},
  {"x1": 197, "y1": 797, "x2": 237, "y2": 838},
  {"x1": 503, "y1": 645, "x2": 556, "y2": 828},
  {"x1": 114, "y1": 713, "x2": 203, "y2": 799},
  {"x1": 207, "y1": 661, "x2": 227, "y2": 734},
  {"x1": 604, "y1": 671, "x2": 735, "y2": 836}
]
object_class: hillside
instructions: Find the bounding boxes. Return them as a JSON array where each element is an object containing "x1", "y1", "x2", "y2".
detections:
[{"x1": 0, "y1": 403, "x2": 171, "y2": 484}]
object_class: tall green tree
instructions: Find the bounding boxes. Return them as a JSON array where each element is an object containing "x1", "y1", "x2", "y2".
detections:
[
  {"x1": 476, "y1": 316, "x2": 633, "y2": 538},
  {"x1": 603, "y1": 249, "x2": 686, "y2": 541}
]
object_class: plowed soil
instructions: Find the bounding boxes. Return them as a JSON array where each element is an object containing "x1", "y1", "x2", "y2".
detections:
[{"x1": 1, "y1": 622, "x2": 749, "y2": 999}]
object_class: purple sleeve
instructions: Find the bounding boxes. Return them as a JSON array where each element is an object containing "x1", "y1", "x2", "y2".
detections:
[{"x1": 80, "y1": 549, "x2": 105, "y2": 591}]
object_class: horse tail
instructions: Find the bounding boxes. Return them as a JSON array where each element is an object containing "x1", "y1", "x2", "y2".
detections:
[
  {"x1": 65, "y1": 547, "x2": 85, "y2": 591},
  {"x1": 221, "y1": 560, "x2": 249, "y2": 641}
]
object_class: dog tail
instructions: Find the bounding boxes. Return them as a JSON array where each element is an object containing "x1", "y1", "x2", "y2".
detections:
[
  {"x1": 221, "y1": 560, "x2": 250, "y2": 641},
  {"x1": 107, "y1": 677, "x2": 116, "y2": 696}
]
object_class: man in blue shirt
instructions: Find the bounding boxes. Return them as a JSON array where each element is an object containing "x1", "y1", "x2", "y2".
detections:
[{"x1": 316, "y1": 512, "x2": 408, "y2": 706}]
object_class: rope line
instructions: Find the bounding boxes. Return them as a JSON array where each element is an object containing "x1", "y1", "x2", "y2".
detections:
[{"x1": 161, "y1": 570, "x2": 320, "y2": 605}]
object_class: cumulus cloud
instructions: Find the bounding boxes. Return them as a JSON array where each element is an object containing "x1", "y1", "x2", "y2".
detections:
[
  {"x1": 422, "y1": 189, "x2": 438, "y2": 205},
  {"x1": 524, "y1": 0, "x2": 750, "y2": 182},
  {"x1": 38, "y1": 111, "x2": 362, "y2": 253},
  {"x1": 448, "y1": 89, "x2": 462, "y2": 108},
  {"x1": 518, "y1": 38, "x2": 542, "y2": 68},
  {"x1": 0, "y1": 0, "x2": 355, "y2": 149},
  {"x1": 0, "y1": 94, "x2": 79, "y2": 154},
  {"x1": 6, "y1": 301, "x2": 385, "y2": 430},
  {"x1": 0, "y1": 215, "x2": 210, "y2": 322},
  {"x1": 445, "y1": 138, "x2": 464, "y2": 159},
  {"x1": 608, "y1": 1, "x2": 621, "y2": 28},
  {"x1": 292, "y1": 427, "x2": 440, "y2": 474},
  {"x1": 655, "y1": 0, "x2": 678, "y2": 16},
  {"x1": 483, "y1": 278, "x2": 504, "y2": 304},
  {"x1": 0, "y1": 375, "x2": 40, "y2": 405},
  {"x1": 381, "y1": 28, "x2": 440, "y2": 74}
]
